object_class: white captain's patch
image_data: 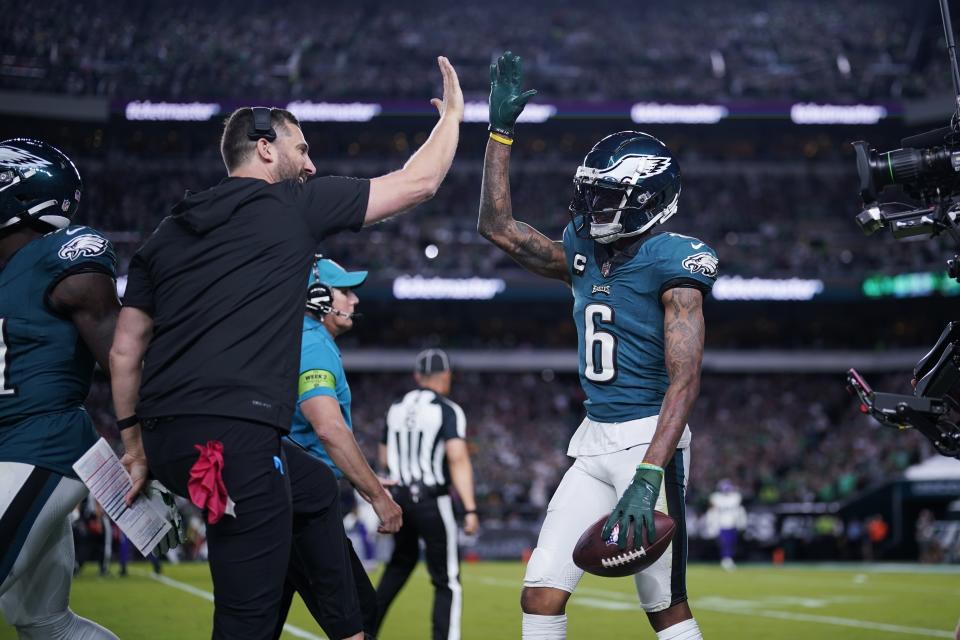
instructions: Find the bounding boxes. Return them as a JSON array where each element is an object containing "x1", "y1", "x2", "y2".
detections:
[
  {"x1": 573, "y1": 253, "x2": 587, "y2": 276},
  {"x1": 682, "y1": 252, "x2": 718, "y2": 277},
  {"x1": 58, "y1": 234, "x2": 108, "y2": 261}
]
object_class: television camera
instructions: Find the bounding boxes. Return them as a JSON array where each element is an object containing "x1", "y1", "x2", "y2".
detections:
[{"x1": 847, "y1": 0, "x2": 960, "y2": 458}]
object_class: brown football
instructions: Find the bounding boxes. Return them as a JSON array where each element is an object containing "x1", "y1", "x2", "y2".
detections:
[{"x1": 572, "y1": 511, "x2": 676, "y2": 577}]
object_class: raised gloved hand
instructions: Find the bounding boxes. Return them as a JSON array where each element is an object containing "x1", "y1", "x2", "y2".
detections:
[
  {"x1": 488, "y1": 51, "x2": 538, "y2": 138},
  {"x1": 146, "y1": 480, "x2": 187, "y2": 556},
  {"x1": 602, "y1": 463, "x2": 663, "y2": 550}
]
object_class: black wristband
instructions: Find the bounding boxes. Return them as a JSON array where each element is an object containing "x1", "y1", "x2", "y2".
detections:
[
  {"x1": 487, "y1": 124, "x2": 514, "y2": 138},
  {"x1": 464, "y1": 509, "x2": 477, "y2": 515},
  {"x1": 116, "y1": 415, "x2": 140, "y2": 431}
]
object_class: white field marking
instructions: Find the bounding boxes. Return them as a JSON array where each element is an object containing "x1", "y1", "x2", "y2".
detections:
[
  {"x1": 707, "y1": 567, "x2": 960, "y2": 596},
  {"x1": 132, "y1": 569, "x2": 326, "y2": 640},
  {"x1": 471, "y1": 575, "x2": 637, "y2": 602},
  {"x1": 754, "y1": 595, "x2": 870, "y2": 609},
  {"x1": 569, "y1": 597, "x2": 639, "y2": 611},
  {"x1": 696, "y1": 596, "x2": 870, "y2": 611},
  {"x1": 466, "y1": 575, "x2": 954, "y2": 638},
  {"x1": 782, "y1": 563, "x2": 960, "y2": 575},
  {"x1": 693, "y1": 597, "x2": 954, "y2": 639}
]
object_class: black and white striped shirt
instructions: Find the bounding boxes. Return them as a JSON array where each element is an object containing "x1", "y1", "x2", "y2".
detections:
[{"x1": 382, "y1": 389, "x2": 466, "y2": 490}]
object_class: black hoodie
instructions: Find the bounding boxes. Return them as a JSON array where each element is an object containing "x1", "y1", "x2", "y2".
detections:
[{"x1": 124, "y1": 175, "x2": 368, "y2": 430}]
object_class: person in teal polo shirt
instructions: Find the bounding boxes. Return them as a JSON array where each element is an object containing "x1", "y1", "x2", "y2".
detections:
[{"x1": 284, "y1": 257, "x2": 400, "y2": 638}]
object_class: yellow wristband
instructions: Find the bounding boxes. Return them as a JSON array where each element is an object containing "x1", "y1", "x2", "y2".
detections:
[{"x1": 489, "y1": 132, "x2": 514, "y2": 146}]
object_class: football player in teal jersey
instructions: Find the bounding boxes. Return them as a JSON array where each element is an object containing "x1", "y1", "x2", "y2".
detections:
[
  {"x1": 479, "y1": 53, "x2": 716, "y2": 640},
  {"x1": 0, "y1": 138, "x2": 122, "y2": 639}
]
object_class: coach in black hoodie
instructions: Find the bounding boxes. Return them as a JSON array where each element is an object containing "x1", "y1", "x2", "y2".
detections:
[{"x1": 109, "y1": 57, "x2": 463, "y2": 640}]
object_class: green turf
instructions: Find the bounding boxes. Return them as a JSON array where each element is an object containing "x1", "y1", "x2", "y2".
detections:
[{"x1": 2, "y1": 562, "x2": 958, "y2": 638}]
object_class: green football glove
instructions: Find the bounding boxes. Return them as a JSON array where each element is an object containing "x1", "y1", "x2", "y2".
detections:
[
  {"x1": 488, "y1": 51, "x2": 538, "y2": 138},
  {"x1": 146, "y1": 480, "x2": 187, "y2": 556},
  {"x1": 602, "y1": 463, "x2": 664, "y2": 551}
]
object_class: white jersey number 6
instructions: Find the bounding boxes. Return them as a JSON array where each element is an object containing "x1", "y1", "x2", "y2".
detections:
[{"x1": 584, "y1": 303, "x2": 618, "y2": 383}]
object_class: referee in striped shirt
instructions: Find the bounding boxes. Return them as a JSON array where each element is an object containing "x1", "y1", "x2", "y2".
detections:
[{"x1": 374, "y1": 349, "x2": 478, "y2": 640}]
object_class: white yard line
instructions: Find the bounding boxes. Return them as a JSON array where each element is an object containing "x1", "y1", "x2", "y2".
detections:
[
  {"x1": 693, "y1": 597, "x2": 954, "y2": 639},
  {"x1": 776, "y1": 563, "x2": 960, "y2": 575},
  {"x1": 131, "y1": 569, "x2": 326, "y2": 640},
  {"x1": 466, "y1": 575, "x2": 955, "y2": 638}
]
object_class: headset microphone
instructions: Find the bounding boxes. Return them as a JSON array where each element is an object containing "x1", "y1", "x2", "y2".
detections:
[{"x1": 307, "y1": 254, "x2": 361, "y2": 320}]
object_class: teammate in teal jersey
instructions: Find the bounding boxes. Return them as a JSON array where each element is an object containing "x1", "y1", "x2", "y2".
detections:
[
  {"x1": 478, "y1": 53, "x2": 716, "y2": 640},
  {"x1": 0, "y1": 138, "x2": 121, "y2": 639}
]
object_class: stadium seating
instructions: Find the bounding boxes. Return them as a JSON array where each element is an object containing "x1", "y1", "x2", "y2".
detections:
[{"x1": 0, "y1": 0, "x2": 939, "y2": 101}]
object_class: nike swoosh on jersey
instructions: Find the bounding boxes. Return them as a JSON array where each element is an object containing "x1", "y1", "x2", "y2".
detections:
[
  {"x1": 690, "y1": 242, "x2": 704, "y2": 249},
  {"x1": 65, "y1": 227, "x2": 84, "y2": 235}
]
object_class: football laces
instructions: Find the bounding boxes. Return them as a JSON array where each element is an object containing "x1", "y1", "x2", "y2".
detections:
[{"x1": 601, "y1": 547, "x2": 647, "y2": 568}]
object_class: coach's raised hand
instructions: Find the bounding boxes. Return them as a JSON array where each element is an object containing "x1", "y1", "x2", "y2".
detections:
[
  {"x1": 431, "y1": 56, "x2": 464, "y2": 122},
  {"x1": 364, "y1": 56, "x2": 462, "y2": 224},
  {"x1": 488, "y1": 51, "x2": 538, "y2": 139}
]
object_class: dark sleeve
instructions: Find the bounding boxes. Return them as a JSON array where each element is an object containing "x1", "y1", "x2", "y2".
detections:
[
  {"x1": 44, "y1": 229, "x2": 118, "y2": 309},
  {"x1": 657, "y1": 236, "x2": 719, "y2": 301},
  {"x1": 122, "y1": 252, "x2": 155, "y2": 313},
  {"x1": 297, "y1": 176, "x2": 370, "y2": 242},
  {"x1": 438, "y1": 399, "x2": 467, "y2": 441},
  {"x1": 46, "y1": 227, "x2": 117, "y2": 282}
]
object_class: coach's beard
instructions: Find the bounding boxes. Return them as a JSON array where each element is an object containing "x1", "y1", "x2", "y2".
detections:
[{"x1": 276, "y1": 156, "x2": 306, "y2": 184}]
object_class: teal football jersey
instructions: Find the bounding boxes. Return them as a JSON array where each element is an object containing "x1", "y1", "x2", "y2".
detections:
[
  {"x1": 562, "y1": 225, "x2": 718, "y2": 422},
  {"x1": 0, "y1": 226, "x2": 117, "y2": 475}
]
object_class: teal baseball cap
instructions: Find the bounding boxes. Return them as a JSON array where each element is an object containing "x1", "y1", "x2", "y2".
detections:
[{"x1": 309, "y1": 258, "x2": 368, "y2": 288}]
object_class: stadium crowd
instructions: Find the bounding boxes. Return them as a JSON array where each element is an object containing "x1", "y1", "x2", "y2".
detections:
[
  {"x1": 0, "y1": 0, "x2": 936, "y2": 102},
  {"x1": 85, "y1": 371, "x2": 932, "y2": 523}
]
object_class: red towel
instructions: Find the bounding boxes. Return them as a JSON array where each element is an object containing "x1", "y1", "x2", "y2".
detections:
[{"x1": 188, "y1": 441, "x2": 235, "y2": 524}]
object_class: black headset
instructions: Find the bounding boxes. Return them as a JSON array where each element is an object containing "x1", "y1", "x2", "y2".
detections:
[
  {"x1": 306, "y1": 254, "x2": 333, "y2": 316},
  {"x1": 247, "y1": 106, "x2": 277, "y2": 142}
]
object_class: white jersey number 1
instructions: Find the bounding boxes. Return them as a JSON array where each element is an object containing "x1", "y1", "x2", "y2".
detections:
[{"x1": 0, "y1": 318, "x2": 17, "y2": 396}]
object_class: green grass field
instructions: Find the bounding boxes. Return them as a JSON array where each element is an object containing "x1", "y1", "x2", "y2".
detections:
[{"x1": 3, "y1": 562, "x2": 958, "y2": 639}]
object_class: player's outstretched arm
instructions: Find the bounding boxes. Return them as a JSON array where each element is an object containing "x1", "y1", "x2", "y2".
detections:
[
  {"x1": 645, "y1": 287, "x2": 706, "y2": 468},
  {"x1": 478, "y1": 140, "x2": 569, "y2": 283},
  {"x1": 365, "y1": 56, "x2": 463, "y2": 224},
  {"x1": 477, "y1": 51, "x2": 568, "y2": 283}
]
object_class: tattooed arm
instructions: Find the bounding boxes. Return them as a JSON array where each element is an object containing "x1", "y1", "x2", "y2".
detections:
[
  {"x1": 643, "y1": 287, "x2": 706, "y2": 468},
  {"x1": 477, "y1": 139, "x2": 570, "y2": 283}
]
